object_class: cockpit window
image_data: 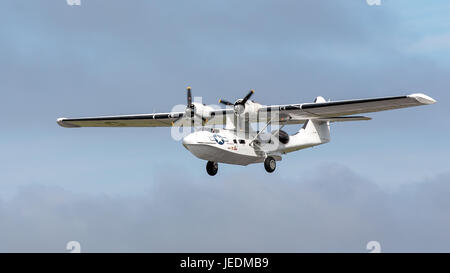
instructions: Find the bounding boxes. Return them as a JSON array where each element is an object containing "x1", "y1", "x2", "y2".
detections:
[{"x1": 239, "y1": 139, "x2": 245, "y2": 144}]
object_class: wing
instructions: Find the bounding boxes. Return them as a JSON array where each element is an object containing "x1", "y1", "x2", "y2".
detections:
[
  {"x1": 260, "y1": 93, "x2": 436, "y2": 124},
  {"x1": 57, "y1": 112, "x2": 186, "y2": 128},
  {"x1": 58, "y1": 93, "x2": 436, "y2": 128},
  {"x1": 57, "y1": 108, "x2": 237, "y2": 128}
]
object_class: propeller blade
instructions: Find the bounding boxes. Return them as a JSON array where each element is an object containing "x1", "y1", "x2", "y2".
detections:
[
  {"x1": 187, "y1": 86, "x2": 192, "y2": 108},
  {"x1": 218, "y1": 99, "x2": 234, "y2": 106},
  {"x1": 241, "y1": 89, "x2": 254, "y2": 104}
]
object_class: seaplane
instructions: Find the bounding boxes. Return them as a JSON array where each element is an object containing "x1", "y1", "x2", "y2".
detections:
[{"x1": 57, "y1": 88, "x2": 436, "y2": 176}]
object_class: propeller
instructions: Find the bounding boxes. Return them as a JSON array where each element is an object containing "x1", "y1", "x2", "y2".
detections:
[
  {"x1": 186, "y1": 86, "x2": 194, "y2": 118},
  {"x1": 219, "y1": 89, "x2": 255, "y2": 115},
  {"x1": 218, "y1": 99, "x2": 233, "y2": 106},
  {"x1": 183, "y1": 86, "x2": 207, "y2": 126},
  {"x1": 187, "y1": 86, "x2": 193, "y2": 109},
  {"x1": 241, "y1": 89, "x2": 255, "y2": 105}
]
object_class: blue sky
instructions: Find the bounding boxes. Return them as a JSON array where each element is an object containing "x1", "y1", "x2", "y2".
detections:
[{"x1": 0, "y1": 0, "x2": 450, "y2": 252}]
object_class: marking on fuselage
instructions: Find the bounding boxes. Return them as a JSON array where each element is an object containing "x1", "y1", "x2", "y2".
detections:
[
  {"x1": 228, "y1": 146, "x2": 238, "y2": 151},
  {"x1": 213, "y1": 134, "x2": 227, "y2": 145}
]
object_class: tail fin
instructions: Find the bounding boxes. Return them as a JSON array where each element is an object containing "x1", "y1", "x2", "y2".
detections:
[
  {"x1": 300, "y1": 119, "x2": 330, "y2": 143},
  {"x1": 280, "y1": 96, "x2": 331, "y2": 153},
  {"x1": 281, "y1": 118, "x2": 330, "y2": 153},
  {"x1": 299, "y1": 96, "x2": 330, "y2": 143}
]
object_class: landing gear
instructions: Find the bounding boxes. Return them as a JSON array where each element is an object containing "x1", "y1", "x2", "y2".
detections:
[
  {"x1": 206, "y1": 161, "x2": 218, "y2": 176},
  {"x1": 264, "y1": 156, "x2": 276, "y2": 173}
]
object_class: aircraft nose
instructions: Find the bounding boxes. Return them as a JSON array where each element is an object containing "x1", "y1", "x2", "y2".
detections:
[{"x1": 182, "y1": 134, "x2": 195, "y2": 147}]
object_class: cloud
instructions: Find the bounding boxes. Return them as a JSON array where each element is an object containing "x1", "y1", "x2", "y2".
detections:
[{"x1": 1, "y1": 164, "x2": 450, "y2": 252}]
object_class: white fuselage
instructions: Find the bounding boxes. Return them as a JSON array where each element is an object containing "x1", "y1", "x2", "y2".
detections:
[
  {"x1": 182, "y1": 129, "x2": 263, "y2": 165},
  {"x1": 182, "y1": 119, "x2": 331, "y2": 166}
]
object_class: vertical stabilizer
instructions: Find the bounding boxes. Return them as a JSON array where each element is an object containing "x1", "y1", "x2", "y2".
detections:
[{"x1": 300, "y1": 119, "x2": 330, "y2": 143}]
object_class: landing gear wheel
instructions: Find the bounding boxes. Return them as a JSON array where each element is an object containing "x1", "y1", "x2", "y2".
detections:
[
  {"x1": 206, "y1": 161, "x2": 218, "y2": 176},
  {"x1": 264, "y1": 156, "x2": 276, "y2": 173}
]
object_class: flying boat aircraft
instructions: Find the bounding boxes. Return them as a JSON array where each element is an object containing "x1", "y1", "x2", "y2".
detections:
[{"x1": 57, "y1": 88, "x2": 436, "y2": 176}]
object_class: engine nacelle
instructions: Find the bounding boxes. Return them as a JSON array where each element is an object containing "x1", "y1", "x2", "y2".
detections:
[
  {"x1": 237, "y1": 100, "x2": 263, "y2": 117},
  {"x1": 257, "y1": 129, "x2": 289, "y2": 145},
  {"x1": 190, "y1": 102, "x2": 214, "y2": 120},
  {"x1": 256, "y1": 132, "x2": 274, "y2": 144}
]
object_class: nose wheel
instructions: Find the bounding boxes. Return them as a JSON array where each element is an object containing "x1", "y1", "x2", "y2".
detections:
[
  {"x1": 264, "y1": 156, "x2": 276, "y2": 173},
  {"x1": 206, "y1": 161, "x2": 218, "y2": 176}
]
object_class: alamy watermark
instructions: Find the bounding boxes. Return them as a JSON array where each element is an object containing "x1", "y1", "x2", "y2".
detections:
[
  {"x1": 366, "y1": 241, "x2": 382, "y2": 253},
  {"x1": 169, "y1": 96, "x2": 285, "y2": 151},
  {"x1": 366, "y1": 0, "x2": 381, "y2": 6},
  {"x1": 66, "y1": 241, "x2": 81, "y2": 253},
  {"x1": 66, "y1": 0, "x2": 81, "y2": 6}
]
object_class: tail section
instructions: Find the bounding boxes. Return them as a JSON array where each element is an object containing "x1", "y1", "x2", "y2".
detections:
[
  {"x1": 300, "y1": 119, "x2": 330, "y2": 144},
  {"x1": 280, "y1": 96, "x2": 330, "y2": 153},
  {"x1": 276, "y1": 96, "x2": 374, "y2": 154},
  {"x1": 280, "y1": 119, "x2": 330, "y2": 153},
  {"x1": 299, "y1": 96, "x2": 330, "y2": 143}
]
